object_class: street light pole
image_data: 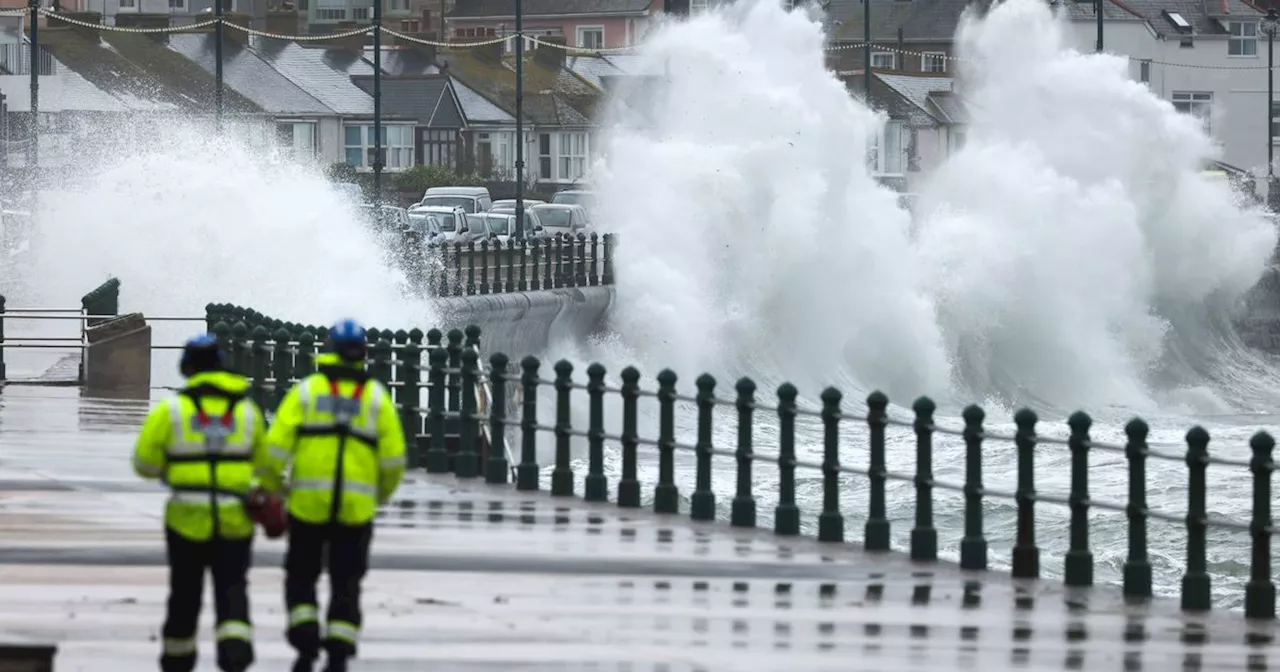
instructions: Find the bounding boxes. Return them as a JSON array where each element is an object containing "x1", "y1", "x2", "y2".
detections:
[
  {"x1": 1265, "y1": 7, "x2": 1278, "y2": 209},
  {"x1": 514, "y1": 0, "x2": 524, "y2": 239}
]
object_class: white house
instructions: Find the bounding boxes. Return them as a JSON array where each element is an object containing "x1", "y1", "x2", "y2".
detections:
[{"x1": 1064, "y1": 0, "x2": 1273, "y2": 178}]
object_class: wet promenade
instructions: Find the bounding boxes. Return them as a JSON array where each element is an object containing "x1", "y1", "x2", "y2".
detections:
[{"x1": 0, "y1": 386, "x2": 1277, "y2": 670}]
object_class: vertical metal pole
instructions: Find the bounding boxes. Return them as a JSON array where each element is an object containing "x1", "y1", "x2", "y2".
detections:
[
  {"x1": 514, "y1": 0, "x2": 524, "y2": 239},
  {"x1": 1269, "y1": 23, "x2": 1275, "y2": 179},
  {"x1": 373, "y1": 0, "x2": 383, "y2": 204},
  {"x1": 27, "y1": 0, "x2": 38, "y2": 188},
  {"x1": 863, "y1": 0, "x2": 871, "y2": 98},
  {"x1": 1096, "y1": 0, "x2": 1103, "y2": 52},
  {"x1": 215, "y1": 0, "x2": 224, "y2": 132}
]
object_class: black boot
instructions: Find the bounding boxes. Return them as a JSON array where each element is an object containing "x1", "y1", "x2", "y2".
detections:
[{"x1": 290, "y1": 655, "x2": 316, "y2": 672}]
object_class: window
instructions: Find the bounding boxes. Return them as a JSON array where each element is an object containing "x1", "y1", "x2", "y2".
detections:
[
  {"x1": 351, "y1": 6, "x2": 369, "y2": 19},
  {"x1": 689, "y1": 0, "x2": 708, "y2": 15},
  {"x1": 868, "y1": 120, "x2": 905, "y2": 176},
  {"x1": 423, "y1": 129, "x2": 456, "y2": 168},
  {"x1": 538, "y1": 133, "x2": 553, "y2": 180},
  {"x1": 949, "y1": 126, "x2": 966, "y2": 154},
  {"x1": 400, "y1": 19, "x2": 419, "y2": 32},
  {"x1": 343, "y1": 124, "x2": 414, "y2": 171},
  {"x1": 921, "y1": 52, "x2": 946, "y2": 73},
  {"x1": 871, "y1": 52, "x2": 895, "y2": 70},
  {"x1": 1229, "y1": 21, "x2": 1258, "y2": 57},
  {"x1": 118, "y1": 0, "x2": 135, "y2": 8},
  {"x1": 1138, "y1": 59, "x2": 1150, "y2": 84},
  {"x1": 388, "y1": 0, "x2": 409, "y2": 10},
  {"x1": 276, "y1": 121, "x2": 316, "y2": 159},
  {"x1": 576, "y1": 26, "x2": 604, "y2": 50},
  {"x1": 168, "y1": 0, "x2": 185, "y2": 9},
  {"x1": 1172, "y1": 91, "x2": 1212, "y2": 135},
  {"x1": 558, "y1": 132, "x2": 589, "y2": 182}
]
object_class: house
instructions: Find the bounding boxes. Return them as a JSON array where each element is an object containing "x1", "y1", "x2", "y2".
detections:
[
  {"x1": 350, "y1": 72, "x2": 467, "y2": 168},
  {"x1": 824, "y1": 0, "x2": 966, "y2": 74},
  {"x1": 1060, "y1": 0, "x2": 1272, "y2": 178},
  {"x1": 79, "y1": 0, "x2": 271, "y2": 30},
  {"x1": 303, "y1": 0, "x2": 430, "y2": 36},
  {"x1": 447, "y1": 0, "x2": 660, "y2": 50},
  {"x1": 842, "y1": 71, "x2": 968, "y2": 191},
  {"x1": 0, "y1": 12, "x2": 274, "y2": 169}
]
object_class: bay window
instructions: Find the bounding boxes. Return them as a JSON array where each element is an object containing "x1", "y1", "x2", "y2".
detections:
[{"x1": 343, "y1": 123, "x2": 414, "y2": 171}]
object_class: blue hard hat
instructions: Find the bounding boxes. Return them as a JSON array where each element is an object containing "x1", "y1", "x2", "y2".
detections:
[
  {"x1": 180, "y1": 333, "x2": 224, "y2": 373},
  {"x1": 327, "y1": 319, "x2": 367, "y2": 360}
]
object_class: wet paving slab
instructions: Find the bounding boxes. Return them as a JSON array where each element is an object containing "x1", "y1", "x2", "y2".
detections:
[{"x1": 0, "y1": 386, "x2": 1278, "y2": 670}]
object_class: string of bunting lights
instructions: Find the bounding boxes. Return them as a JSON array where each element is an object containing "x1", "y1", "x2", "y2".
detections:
[{"x1": 0, "y1": 6, "x2": 1273, "y2": 70}]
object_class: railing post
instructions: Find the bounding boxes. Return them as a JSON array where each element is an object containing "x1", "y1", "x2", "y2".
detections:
[
  {"x1": 249, "y1": 326, "x2": 269, "y2": 407},
  {"x1": 654, "y1": 369, "x2": 679, "y2": 514},
  {"x1": 911, "y1": 396, "x2": 937, "y2": 561},
  {"x1": 0, "y1": 294, "x2": 6, "y2": 381},
  {"x1": 371, "y1": 338, "x2": 393, "y2": 390},
  {"x1": 1246, "y1": 430, "x2": 1276, "y2": 620},
  {"x1": 467, "y1": 241, "x2": 477, "y2": 295},
  {"x1": 231, "y1": 322, "x2": 248, "y2": 375},
  {"x1": 531, "y1": 238, "x2": 542, "y2": 291},
  {"x1": 618, "y1": 367, "x2": 641, "y2": 507},
  {"x1": 731, "y1": 377, "x2": 756, "y2": 528},
  {"x1": 1065, "y1": 411, "x2": 1094, "y2": 587},
  {"x1": 589, "y1": 233, "x2": 599, "y2": 286},
  {"x1": 401, "y1": 330, "x2": 423, "y2": 470},
  {"x1": 543, "y1": 237, "x2": 554, "y2": 290},
  {"x1": 1182, "y1": 426, "x2": 1211, "y2": 611},
  {"x1": 456, "y1": 348, "x2": 479, "y2": 479},
  {"x1": 519, "y1": 239, "x2": 530, "y2": 292},
  {"x1": 446, "y1": 329, "x2": 463, "y2": 431},
  {"x1": 960, "y1": 404, "x2": 987, "y2": 570},
  {"x1": 551, "y1": 360, "x2": 574, "y2": 496},
  {"x1": 690, "y1": 374, "x2": 716, "y2": 521},
  {"x1": 271, "y1": 327, "x2": 292, "y2": 410},
  {"x1": 775, "y1": 383, "x2": 799, "y2": 535},
  {"x1": 479, "y1": 239, "x2": 491, "y2": 295},
  {"x1": 584, "y1": 363, "x2": 608, "y2": 502},
  {"x1": 576, "y1": 233, "x2": 588, "y2": 286},
  {"x1": 486, "y1": 352, "x2": 510, "y2": 484},
  {"x1": 295, "y1": 329, "x2": 315, "y2": 381},
  {"x1": 1012, "y1": 408, "x2": 1040, "y2": 579},
  {"x1": 602, "y1": 233, "x2": 615, "y2": 285},
  {"x1": 865, "y1": 391, "x2": 890, "y2": 550},
  {"x1": 505, "y1": 238, "x2": 517, "y2": 293},
  {"x1": 1123, "y1": 418, "x2": 1152, "y2": 599},
  {"x1": 453, "y1": 243, "x2": 464, "y2": 297},
  {"x1": 425, "y1": 346, "x2": 450, "y2": 474},
  {"x1": 517, "y1": 356, "x2": 540, "y2": 491},
  {"x1": 818, "y1": 387, "x2": 844, "y2": 543}
]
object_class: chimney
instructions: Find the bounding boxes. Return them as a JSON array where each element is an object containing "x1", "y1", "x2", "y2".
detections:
[
  {"x1": 221, "y1": 11, "x2": 250, "y2": 45},
  {"x1": 534, "y1": 33, "x2": 566, "y2": 69},
  {"x1": 114, "y1": 13, "x2": 171, "y2": 42},
  {"x1": 264, "y1": 9, "x2": 298, "y2": 39},
  {"x1": 49, "y1": 11, "x2": 102, "y2": 40},
  {"x1": 324, "y1": 21, "x2": 368, "y2": 50}
]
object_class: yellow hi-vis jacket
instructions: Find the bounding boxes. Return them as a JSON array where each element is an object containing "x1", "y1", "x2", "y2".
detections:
[
  {"x1": 260, "y1": 353, "x2": 406, "y2": 526},
  {"x1": 133, "y1": 371, "x2": 270, "y2": 542}
]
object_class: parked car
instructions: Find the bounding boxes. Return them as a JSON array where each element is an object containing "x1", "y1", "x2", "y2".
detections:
[
  {"x1": 529, "y1": 203, "x2": 591, "y2": 238},
  {"x1": 408, "y1": 205, "x2": 468, "y2": 244},
  {"x1": 464, "y1": 211, "x2": 539, "y2": 245},
  {"x1": 419, "y1": 186, "x2": 492, "y2": 213},
  {"x1": 490, "y1": 198, "x2": 545, "y2": 210},
  {"x1": 550, "y1": 189, "x2": 596, "y2": 212},
  {"x1": 487, "y1": 207, "x2": 543, "y2": 239}
]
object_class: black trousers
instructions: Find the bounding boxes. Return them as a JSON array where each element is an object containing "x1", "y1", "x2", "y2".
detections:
[
  {"x1": 161, "y1": 529, "x2": 255, "y2": 672},
  {"x1": 283, "y1": 517, "x2": 373, "y2": 660}
]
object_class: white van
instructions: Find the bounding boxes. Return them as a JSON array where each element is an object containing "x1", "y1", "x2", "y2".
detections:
[{"x1": 420, "y1": 186, "x2": 493, "y2": 214}]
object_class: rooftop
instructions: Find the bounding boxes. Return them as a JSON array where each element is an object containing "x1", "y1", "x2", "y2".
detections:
[{"x1": 449, "y1": 0, "x2": 654, "y2": 20}]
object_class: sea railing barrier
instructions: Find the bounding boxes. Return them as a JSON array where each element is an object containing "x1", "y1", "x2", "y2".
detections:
[
  {"x1": 398, "y1": 231, "x2": 617, "y2": 296},
  {"x1": 205, "y1": 301, "x2": 1277, "y2": 624}
]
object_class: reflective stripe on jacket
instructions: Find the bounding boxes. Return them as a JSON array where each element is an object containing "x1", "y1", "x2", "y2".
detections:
[
  {"x1": 132, "y1": 371, "x2": 270, "y2": 541},
  {"x1": 261, "y1": 354, "x2": 407, "y2": 526}
]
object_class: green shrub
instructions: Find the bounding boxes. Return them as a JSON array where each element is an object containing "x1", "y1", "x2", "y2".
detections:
[{"x1": 393, "y1": 164, "x2": 485, "y2": 195}]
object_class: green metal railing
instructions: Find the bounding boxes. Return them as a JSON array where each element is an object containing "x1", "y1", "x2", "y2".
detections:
[
  {"x1": 399, "y1": 232, "x2": 616, "y2": 297},
  {"x1": 206, "y1": 301, "x2": 1276, "y2": 621},
  {"x1": 0, "y1": 277, "x2": 123, "y2": 382}
]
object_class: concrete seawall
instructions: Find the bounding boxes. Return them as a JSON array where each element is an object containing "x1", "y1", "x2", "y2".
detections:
[{"x1": 431, "y1": 286, "x2": 615, "y2": 357}]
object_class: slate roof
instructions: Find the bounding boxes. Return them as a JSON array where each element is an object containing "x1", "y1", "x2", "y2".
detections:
[
  {"x1": 438, "y1": 49, "x2": 597, "y2": 126},
  {"x1": 37, "y1": 28, "x2": 261, "y2": 113},
  {"x1": 246, "y1": 39, "x2": 374, "y2": 116},
  {"x1": 1115, "y1": 0, "x2": 1262, "y2": 37},
  {"x1": 351, "y1": 75, "x2": 463, "y2": 127},
  {"x1": 451, "y1": 76, "x2": 515, "y2": 123},
  {"x1": 368, "y1": 47, "x2": 440, "y2": 76},
  {"x1": 871, "y1": 72, "x2": 963, "y2": 127},
  {"x1": 450, "y1": 0, "x2": 652, "y2": 19},
  {"x1": 168, "y1": 34, "x2": 333, "y2": 116},
  {"x1": 1057, "y1": 0, "x2": 1145, "y2": 22}
]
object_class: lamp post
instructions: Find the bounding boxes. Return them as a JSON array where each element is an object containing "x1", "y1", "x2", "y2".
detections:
[
  {"x1": 1265, "y1": 7, "x2": 1278, "y2": 210},
  {"x1": 514, "y1": 0, "x2": 524, "y2": 239}
]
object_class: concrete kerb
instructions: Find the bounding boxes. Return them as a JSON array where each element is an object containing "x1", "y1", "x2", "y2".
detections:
[{"x1": 433, "y1": 286, "x2": 614, "y2": 357}]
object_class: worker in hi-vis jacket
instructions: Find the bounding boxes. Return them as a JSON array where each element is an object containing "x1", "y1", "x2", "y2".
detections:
[{"x1": 258, "y1": 318, "x2": 406, "y2": 672}]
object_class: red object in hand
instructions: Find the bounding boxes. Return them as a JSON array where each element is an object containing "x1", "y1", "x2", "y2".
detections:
[{"x1": 247, "y1": 487, "x2": 288, "y2": 539}]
